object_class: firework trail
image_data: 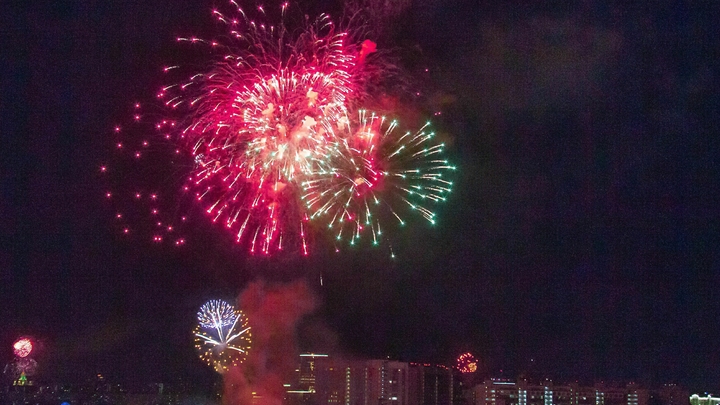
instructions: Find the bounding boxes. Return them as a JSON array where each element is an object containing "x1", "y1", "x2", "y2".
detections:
[{"x1": 103, "y1": 1, "x2": 454, "y2": 257}]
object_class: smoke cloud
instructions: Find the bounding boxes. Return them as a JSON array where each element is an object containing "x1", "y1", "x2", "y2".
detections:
[{"x1": 223, "y1": 280, "x2": 317, "y2": 405}]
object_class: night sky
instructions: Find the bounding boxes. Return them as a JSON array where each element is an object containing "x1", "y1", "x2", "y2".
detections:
[{"x1": 2, "y1": 0, "x2": 719, "y2": 394}]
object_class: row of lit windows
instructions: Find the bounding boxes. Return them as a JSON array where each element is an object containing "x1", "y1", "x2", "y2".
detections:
[{"x1": 482, "y1": 390, "x2": 642, "y2": 405}]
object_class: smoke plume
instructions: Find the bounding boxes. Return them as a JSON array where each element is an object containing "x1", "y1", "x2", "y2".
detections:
[{"x1": 223, "y1": 280, "x2": 316, "y2": 405}]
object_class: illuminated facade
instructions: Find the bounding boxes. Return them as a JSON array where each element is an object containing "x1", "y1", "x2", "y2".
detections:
[
  {"x1": 471, "y1": 379, "x2": 648, "y2": 405},
  {"x1": 365, "y1": 360, "x2": 410, "y2": 405},
  {"x1": 690, "y1": 394, "x2": 720, "y2": 405},
  {"x1": 286, "y1": 354, "x2": 456, "y2": 405},
  {"x1": 286, "y1": 353, "x2": 329, "y2": 405}
]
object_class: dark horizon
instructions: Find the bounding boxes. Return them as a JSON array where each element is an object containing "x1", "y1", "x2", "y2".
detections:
[{"x1": 1, "y1": 0, "x2": 718, "y2": 395}]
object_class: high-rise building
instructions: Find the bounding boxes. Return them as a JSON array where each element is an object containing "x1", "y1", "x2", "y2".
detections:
[
  {"x1": 286, "y1": 353, "x2": 330, "y2": 405},
  {"x1": 408, "y1": 363, "x2": 456, "y2": 405},
  {"x1": 690, "y1": 394, "x2": 720, "y2": 405},
  {"x1": 474, "y1": 378, "x2": 518, "y2": 405},
  {"x1": 471, "y1": 379, "x2": 648, "y2": 405},
  {"x1": 287, "y1": 354, "x2": 457, "y2": 405},
  {"x1": 314, "y1": 357, "x2": 369, "y2": 405}
]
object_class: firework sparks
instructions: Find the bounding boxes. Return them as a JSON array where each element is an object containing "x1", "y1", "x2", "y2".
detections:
[
  {"x1": 302, "y1": 110, "x2": 455, "y2": 248},
  {"x1": 456, "y1": 352, "x2": 478, "y2": 373},
  {"x1": 13, "y1": 338, "x2": 33, "y2": 358},
  {"x1": 160, "y1": 3, "x2": 382, "y2": 255},
  {"x1": 103, "y1": 1, "x2": 455, "y2": 257},
  {"x1": 194, "y1": 300, "x2": 252, "y2": 374}
]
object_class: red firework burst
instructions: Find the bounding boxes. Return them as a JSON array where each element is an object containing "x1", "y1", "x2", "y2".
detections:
[
  {"x1": 159, "y1": 4, "x2": 381, "y2": 255},
  {"x1": 457, "y1": 352, "x2": 478, "y2": 373},
  {"x1": 102, "y1": 1, "x2": 454, "y2": 258}
]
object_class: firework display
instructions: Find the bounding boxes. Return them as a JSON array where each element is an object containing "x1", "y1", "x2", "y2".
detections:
[
  {"x1": 456, "y1": 352, "x2": 478, "y2": 373},
  {"x1": 13, "y1": 338, "x2": 33, "y2": 358},
  {"x1": 7, "y1": 337, "x2": 38, "y2": 384},
  {"x1": 194, "y1": 300, "x2": 252, "y2": 373},
  {"x1": 303, "y1": 110, "x2": 454, "y2": 247},
  {"x1": 105, "y1": 1, "x2": 454, "y2": 256}
]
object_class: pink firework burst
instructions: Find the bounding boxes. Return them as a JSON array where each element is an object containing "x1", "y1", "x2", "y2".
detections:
[
  {"x1": 101, "y1": 1, "x2": 455, "y2": 258},
  {"x1": 158, "y1": 3, "x2": 381, "y2": 255}
]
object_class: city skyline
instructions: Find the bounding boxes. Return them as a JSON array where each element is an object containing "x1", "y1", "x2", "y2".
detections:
[
  {"x1": 1, "y1": 0, "x2": 719, "y2": 397},
  {"x1": 1, "y1": 350, "x2": 705, "y2": 405}
]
